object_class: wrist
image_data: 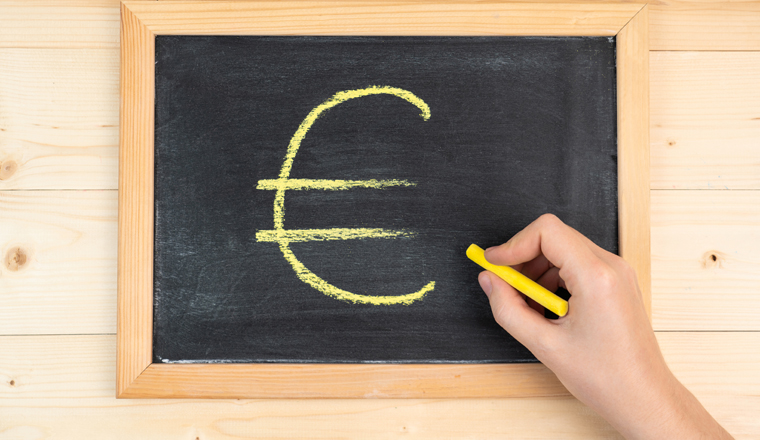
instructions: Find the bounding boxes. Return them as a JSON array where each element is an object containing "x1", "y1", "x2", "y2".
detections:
[
  {"x1": 655, "y1": 377, "x2": 733, "y2": 440},
  {"x1": 571, "y1": 350, "x2": 679, "y2": 440},
  {"x1": 606, "y1": 364, "x2": 680, "y2": 440},
  {"x1": 611, "y1": 368, "x2": 732, "y2": 440}
]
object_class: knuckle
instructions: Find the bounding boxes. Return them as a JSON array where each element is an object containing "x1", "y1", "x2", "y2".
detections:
[
  {"x1": 537, "y1": 213, "x2": 562, "y2": 229},
  {"x1": 611, "y1": 257, "x2": 638, "y2": 286},
  {"x1": 537, "y1": 214, "x2": 569, "y2": 239},
  {"x1": 591, "y1": 263, "x2": 618, "y2": 292}
]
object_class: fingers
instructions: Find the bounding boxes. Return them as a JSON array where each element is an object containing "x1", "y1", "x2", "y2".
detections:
[
  {"x1": 484, "y1": 214, "x2": 602, "y2": 294},
  {"x1": 478, "y1": 271, "x2": 555, "y2": 351},
  {"x1": 524, "y1": 266, "x2": 563, "y2": 316},
  {"x1": 568, "y1": 227, "x2": 622, "y2": 269},
  {"x1": 526, "y1": 297, "x2": 544, "y2": 314},
  {"x1": 485, "y1": 214, "x2": 592, "y2": 268},
  {"x1": 517, "y1": 255, "x2": 554, "y2": 314},
  {"x1": 519, "y1": 254, "x2": 552, "y2": 281},
  {"x1": 536, "y1": 266, "x2": 561, "y2": 294}
]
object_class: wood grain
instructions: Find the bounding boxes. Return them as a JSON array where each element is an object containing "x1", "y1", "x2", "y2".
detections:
[
  {"x1": 0, "y1": 48, "x2": 119, "y2": 190},
  {"x1": 2, "y1": 333, "x2": 759, "y2": 437},
  {"x1": 0, "y1": 190, "x2": 117, "y2": 336},
  {"x1": 0, "y1": 399, "x2": 619, "y2": 439},
  {"x1": 0, "y1": 336, "x2": 604, "y2": 436},
  {"x1": 125, "y1": 1, "x2": 641, "y2": 36},
  {"x1": 124, "y1": 363, "x2": 567, "y2": 399},
  {"x1": 651, "y1": 190, "x2": 760, "y2": 331},
  {"x1": 117, "y1": 1, "x2": 155, "y2": 398},
  {"x1": 651, "y1": 52, "x2": 760, "y2": 190},
  {"x1": 0, "y1": 335, "x2": 116, "y2": 399},
  {"x1": 0, "y1": 0, "x2": 120, "y2": 49},
  {"x1": 3, "y1": 0, "x2": 760, "y2": 51},
  {"x1": 650, "y1": 0, "x2": 760, "y2": 51},
  {"x1": 617, "y1": 6, "x2": 651, "y2": 317}
]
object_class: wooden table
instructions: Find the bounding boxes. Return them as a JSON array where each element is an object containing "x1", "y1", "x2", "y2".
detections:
[{"x1": 1, "y1": 1, "x2": 758, "y2": 438}]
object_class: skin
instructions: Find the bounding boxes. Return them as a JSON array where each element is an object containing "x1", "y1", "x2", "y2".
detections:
[{"x1": 477, "y1": 214, "x2": 733, "y2": 440}]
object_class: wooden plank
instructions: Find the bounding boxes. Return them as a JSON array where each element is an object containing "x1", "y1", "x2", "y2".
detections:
[
  {"x1": 3, "y1": 0, "x2": 760, "y2": 51},
  {"x1": 651, "y1": 51, "x2": 760, "y2": 190},
  {"x1": 1, "y1": 336, "x2": 611, "y2": 436},
  {"x1": 617, "y1": 6, "x2": 651, "y2": 317},
  {"x1": 2, "y1": 333, "x2": 758, "y2": 437},
  {"x1": 0, "y1": 191, "x2": 117, "y2": 335},
  {"x1": 0, "y1": 0, "x2": 120, "y2": 49},
  {"x1": 650, "y1": 1, "x2": 760, "y2": 51},
  {"x1": 651, "y1": 190, "x2": 760, "y2": 331},
  {"x1": 0, "y1": 399, "x2": 617, "y2": 439},
  {"x1": 0, "y1": 48, "x2": 119, "y2": 190},
  {"x1": 0, "y1": 335, "x2": 116, "y2": 399},
  {"x1": 126, "y1": 1, "x2": 641, "y2": 36}
]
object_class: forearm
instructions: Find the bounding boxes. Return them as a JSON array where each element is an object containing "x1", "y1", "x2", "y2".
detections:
[
  {"x1": 656, "y1": 379, "x2": 732, "y2": 440},
  {"x1": 607, "y1": 371, "x2": 733, "y2": 440}
]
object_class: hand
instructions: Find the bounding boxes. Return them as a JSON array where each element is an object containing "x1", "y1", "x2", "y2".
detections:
[{"x1": 478, "y1": 214, "x2": 731, "y2": 440}]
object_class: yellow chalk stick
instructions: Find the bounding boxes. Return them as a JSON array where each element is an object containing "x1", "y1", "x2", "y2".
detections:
[{"x1": 467, "y1": 244, "x2": 568, "y2": 317}]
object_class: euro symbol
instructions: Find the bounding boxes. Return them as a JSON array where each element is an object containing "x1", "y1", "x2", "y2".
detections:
[{"x1": 255, "y1": 86, "x2": 435, "y2": 306}]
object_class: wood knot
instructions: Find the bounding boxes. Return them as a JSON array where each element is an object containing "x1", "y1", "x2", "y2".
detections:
[
  {"x1": 666, "y1": 138, "x2": 677, "y2": 147},
  {"x1": 9, "y1": 379, "x2": 15, "y2": 387},
  {"x1": 5, "y1": 247, "x2": 28, "y2": 271},
  {"x1": 0, "y1": 160, "x2": 18, "y2": 180},
  {"x1": 701, "y1": 250, "x2": 726, "y2": 269}
]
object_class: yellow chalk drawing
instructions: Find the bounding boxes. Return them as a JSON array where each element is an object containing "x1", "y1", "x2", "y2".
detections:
[
  {"x1": 256, "y1": 178, "x2": 416, "y2": 192},
  {"x1": 256, "y1": 86, "x2": 435, "y2": 306},
  {"x1": 256, "y1": 228, "x2": 416, "y2": 244}
]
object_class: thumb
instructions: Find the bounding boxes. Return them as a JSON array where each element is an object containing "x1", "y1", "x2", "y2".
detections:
[{"x1": 478, "y1": 271, "x2": 555, "y2": 353}]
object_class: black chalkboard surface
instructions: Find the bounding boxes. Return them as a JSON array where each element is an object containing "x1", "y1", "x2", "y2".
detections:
[{"x1": 152, "y1": 36, "x2": 617, "y2": 364}]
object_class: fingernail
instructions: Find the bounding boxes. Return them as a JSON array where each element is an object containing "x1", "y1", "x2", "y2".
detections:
[{"x1": 478, "y1": 273, "x2": 493, "y2": 298}]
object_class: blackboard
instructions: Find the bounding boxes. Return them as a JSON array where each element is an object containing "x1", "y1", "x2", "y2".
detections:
[{"x1": 152, "y1": 36, "x2": 617, "y2": 365}]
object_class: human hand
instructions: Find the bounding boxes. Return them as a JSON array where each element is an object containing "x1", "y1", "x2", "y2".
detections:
[{"x1": 477, "y1": 214, "x2": 731, "y2": 439}]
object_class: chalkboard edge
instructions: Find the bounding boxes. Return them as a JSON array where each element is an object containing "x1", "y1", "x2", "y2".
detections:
[
  {"x1": 617, "y1": 5, "x2": 651, "y2": 319},
  {"x1": 117, "y1": 1, "x2": 650, "y2": 399},
  {"x1": 118, "y1": 363, "x2": 568, "y2": 399}
]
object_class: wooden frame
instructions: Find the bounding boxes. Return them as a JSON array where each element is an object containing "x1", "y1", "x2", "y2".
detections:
[{"x1": 118, "y1": 1, "x2": 649, "y2": 399}]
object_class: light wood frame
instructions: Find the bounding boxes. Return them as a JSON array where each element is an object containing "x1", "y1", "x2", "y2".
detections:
[{"x1": 118, "y1": 1, "x2": 650, "y2": 399}]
